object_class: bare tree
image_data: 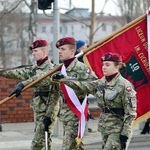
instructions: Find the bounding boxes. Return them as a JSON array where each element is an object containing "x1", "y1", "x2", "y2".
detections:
[
  {"x1": 0, "y1": 0, "x2": 24, "y2": 67},
  {"x1": 23, "y1": 0, "x2": 37, "y2": 42},
  {"x1": 62, "y1": 0, "x2": 111, "y2": 45},
  {"x1": 23, "y1": 0, "x2": 38, "y2": 64},
  {"x1": 0, "y1": 0, "x2": 38, "y2": 67},
  {"x1": 112, "y1": 0, "x2": 150, "y2": 24}
]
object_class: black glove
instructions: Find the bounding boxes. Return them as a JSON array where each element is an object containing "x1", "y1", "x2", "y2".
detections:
[
  {"x1": 51, "y1": 71, "x2": 64, "y2": 82},
  {"x1": 8, "y1": 82, "x2": 24, "y2": 97},
  {"x1": 43, "y1": 116, "x2": 52, "y2": 131},
  {"x1": 120, "y1": 134, "x2": 128, "y2": 150}
]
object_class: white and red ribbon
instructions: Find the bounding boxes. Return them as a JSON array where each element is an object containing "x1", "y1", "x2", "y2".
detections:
[{"x1": 60, "y1": 64, "x2": 88, "y2": 138}]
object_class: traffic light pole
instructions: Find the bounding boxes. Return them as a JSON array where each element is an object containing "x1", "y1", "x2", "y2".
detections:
[
  {"x1": 52, "y1": 0, "x2": 60, "y2": 137},
  {"x1": 52, "y1": 0, "x2": 59, "y2": 65}
]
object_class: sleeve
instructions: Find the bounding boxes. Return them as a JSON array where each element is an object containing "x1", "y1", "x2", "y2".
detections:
[
  {"x1": 22, "y1": 72, "x2": 51, "y2": 87},
  {"x1": 0, "y1": 68, "x2": 30, "y2": 81},
  {"x1": 64, "y1": 77, "x2": 100, "y2": 95},
  {"x1": 121, "y1": 82, "x2": 137, "y2": 137}
]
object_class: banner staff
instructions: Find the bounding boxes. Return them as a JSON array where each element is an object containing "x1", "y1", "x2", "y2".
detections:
[{"x1": 0, "y1": 13, "x2": 146, "y2": 105}]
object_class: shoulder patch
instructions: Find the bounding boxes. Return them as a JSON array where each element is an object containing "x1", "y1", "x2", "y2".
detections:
[
  {"x1": 86, "y1": 68, "x2": 91, "y2": 74},
  {"x1": 126, "y1": 86, "x2": 132, "y2": 92}
]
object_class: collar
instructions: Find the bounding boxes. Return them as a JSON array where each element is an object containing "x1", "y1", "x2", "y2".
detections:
[
  {"x1": 36, "y1": 56, "x2": 48, "y2": 66},
  {"x1": 63, "y1": 57, "x2": 75, "y2": 68},
  {"x1": 105, "y1": 72, "x2": 118, "y2": 82}
]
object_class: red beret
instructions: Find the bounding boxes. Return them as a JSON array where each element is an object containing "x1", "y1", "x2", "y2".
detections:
[
  {"x1": 56, "y1": 37, "x2": 76, "y2": 48},
  {"x1": 101, "y1": 52, "x2": 122, "y2": 62},
  {"x1": 29, "y1": 40, "x2": 48, "y2": 50}
]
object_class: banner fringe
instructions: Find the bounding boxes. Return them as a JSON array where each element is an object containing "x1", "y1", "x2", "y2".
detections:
[{"x1": 133, "y1": 111, "x2": 150, "y2": 127}]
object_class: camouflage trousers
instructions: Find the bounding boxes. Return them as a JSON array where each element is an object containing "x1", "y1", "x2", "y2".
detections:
[
  {"x1": 31, "y1": 114, "x2": 57, "y2": 150},
  {"x1": 101, "y1": 132, "x2": 131, "y2": 150},
  {"x1": 62, "y1": 120, "x2": 84, "y2": 150}
]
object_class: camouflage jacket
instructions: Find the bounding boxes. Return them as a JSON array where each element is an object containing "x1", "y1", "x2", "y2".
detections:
[
  {"x1": 59, "y1": 58, "x2": 97, "y2": 122},
  {"x1": 64, "y1": 73, "x2": 137, "y2": 137},
  {"x1": 13, "y1": 58, "x2": 97, "y2": 122},
  {"x1": 0, "y1": 60, "x2": 60, "y2": 121}
]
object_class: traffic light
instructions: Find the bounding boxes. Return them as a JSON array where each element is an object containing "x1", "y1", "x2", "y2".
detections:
[{"x1": 38, "y1": 0, "x2": 54, "y2": 10}]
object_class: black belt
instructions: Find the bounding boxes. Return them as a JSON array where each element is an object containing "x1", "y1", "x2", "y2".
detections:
[
  {"x1": 34, "y1": 92, "x2": 49, "y2": 105},
  {"x1": 63, "y1": 98, "x2": 84, "y2": 104},
  {"x1": 102, "y1": 108, "x2": 125, "y2": 116},
  {"x1": 34, "y1": 92, "x2": 49, "y2": 97}
]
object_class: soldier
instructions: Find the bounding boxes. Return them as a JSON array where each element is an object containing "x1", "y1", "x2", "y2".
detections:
[
  {"x1": 54, "y1": 37, "x2": 97, "y2": 150},
  {"x1": 0, "y1": 39, "x2": 60, "y2": 150},
  {"x1": 8, "y1": 37, "x2": 97, "y2": 150},
  {"x1": 76, "y1": 39, "x2": 95, "y2": 132},
  {"x1": 75, "y1": 40, "x2": 87, "y2": 62},
  {"x1": 140, "y1": 118, "x2": 150, "y2": 134},
  {"x1": 51, "y1": 52, "x2": 137, "y2": 150}
]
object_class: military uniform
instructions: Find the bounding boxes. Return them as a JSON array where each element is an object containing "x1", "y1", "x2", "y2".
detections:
[
  {"x1": 29, "y1": 59, "x2": 96, "y2": 150},
  {"x1": 54, "y1": 37, "x2": 97, "y2": 150},
  {"x1": 59, "y1": 57, "x2": 96, "y2": 150},
  {"x1": 0, "y1": 40, "x2": 60, "y2": 150},
  {"x1": 63, "y1": 53, "x2": 137, "y2": 150}
]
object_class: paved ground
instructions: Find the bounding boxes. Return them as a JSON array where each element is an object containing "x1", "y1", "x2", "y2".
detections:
[{"x1": 0, "y1": 118, "x2": 150, "y2": 150}]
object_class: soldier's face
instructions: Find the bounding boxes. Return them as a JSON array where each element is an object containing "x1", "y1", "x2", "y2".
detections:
[
  {"x1": 102, "y1": 61, "x2": 119, "y2": 76},
  {"x1": 32, "y1": 47, "x2": 46, "y2": 61},
  {"x1": 58, "y1": 45, "x2": 75, "y2": 61}
]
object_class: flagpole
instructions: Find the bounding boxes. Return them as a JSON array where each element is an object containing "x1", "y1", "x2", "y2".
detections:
[
  {"x1": 0, "y1": 13, "x2": 146, "y2": 105},
  {"x1": 0, "y1": 64, "x2": 62, "y2": 105}
]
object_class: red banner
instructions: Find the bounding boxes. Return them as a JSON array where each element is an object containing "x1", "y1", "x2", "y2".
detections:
[{"x1": 84, "y1": 14, "x2": 150, "y2": 126}]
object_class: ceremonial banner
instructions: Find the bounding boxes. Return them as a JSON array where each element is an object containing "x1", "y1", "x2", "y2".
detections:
[{"x1": 84, "y1": 14, "x2": 150, "y2": 126}]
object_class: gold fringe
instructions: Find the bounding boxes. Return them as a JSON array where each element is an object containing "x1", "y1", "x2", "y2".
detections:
[
  {"x1": 133, "y1": 111, "x2": 150, "y2": 127},
  {"x1": 75, "y1": 137, "x2": 82, "y2": 145}
]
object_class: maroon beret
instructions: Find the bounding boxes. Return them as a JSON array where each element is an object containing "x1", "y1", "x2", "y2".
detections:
[
  {"x1": 29, "y1": 40, "x2": 48, "y2": 50},
  {"x1": 101, "y1": 52, "x2": 122, "y2": 62},
  {"x1": 56, "y1": 37, "x2": 76, "y2": 48}
]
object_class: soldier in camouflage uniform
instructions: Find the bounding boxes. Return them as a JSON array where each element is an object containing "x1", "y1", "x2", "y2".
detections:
[
  {"x1": 0, "y1": 40, "x2": 60, "y2": 150},
  {"x1": 53, "y1": 37, "x2": 97, "y2": 150},
  {"x1": 52, "y1": 52, "x2": 137, "y2": 150}
]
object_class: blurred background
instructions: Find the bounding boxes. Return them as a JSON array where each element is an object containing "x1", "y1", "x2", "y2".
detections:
[{"x1": 0, "y1": 0, "x2": 149, "y2": 67}]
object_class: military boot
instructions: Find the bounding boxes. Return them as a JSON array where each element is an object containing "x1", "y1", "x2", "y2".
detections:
[{"x1": 0, "y1": 124, "x2": 2, "y2": 132}]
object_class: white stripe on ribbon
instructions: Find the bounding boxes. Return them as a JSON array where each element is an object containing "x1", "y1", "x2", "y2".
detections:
[
  {"x1": 147, "y1": 8, "x2": 150, "y2": 70},
  {"x1": 61, "y1": 64, "x2": 87, "y2": 138}
]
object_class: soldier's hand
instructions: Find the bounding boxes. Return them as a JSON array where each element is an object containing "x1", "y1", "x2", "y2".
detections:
[
  {"x1": 50, "y1": 71, "x2": 64, "y2": 82},
  {"x1": 43, "y1": 116, "x2": 52, "y2": 131},
  {"x1": 8, "y1": 82, "x2": 24, "y2": 97},
  {"x1": 120, "y1": 134, "x2": 128, "y2": 150}
]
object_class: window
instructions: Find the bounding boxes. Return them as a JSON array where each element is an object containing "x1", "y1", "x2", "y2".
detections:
[
  {"x1": 81, "y1": 24, "x2": 84, "y2": 29},
  {"x1": 112, "y1": 25, "x2": 117, "y2": 32},
  {"x1": 60, "y1": 26, "x2": 62, "y2": 33},
  {"x1": 102, "y1": 24, "x2": 106, "y2": 31},
  {"x1": 65, "y1": 26, "x2": 68, "y2": 34},
  {"x1": 50, "y1": 26, "x2": 53, "y2": 33},
  {"x1": 42, "y1": 26, "x2": 46, "y2": 33}
]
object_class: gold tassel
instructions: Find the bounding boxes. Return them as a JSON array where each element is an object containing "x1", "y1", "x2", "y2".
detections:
[
  {"x1": 70, "y1": 137, "x2": 83, "y2": 150},
  {"x1": 75, "y1": 137, "x2": 82, "y2": 150},
  {"x1": 75, "y1": 137, "x2": 82, "y2": 145}
]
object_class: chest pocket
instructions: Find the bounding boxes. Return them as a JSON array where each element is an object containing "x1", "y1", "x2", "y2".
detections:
[{"x1": 105, "y1": 89, "x2": 118, "y2": 101}]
